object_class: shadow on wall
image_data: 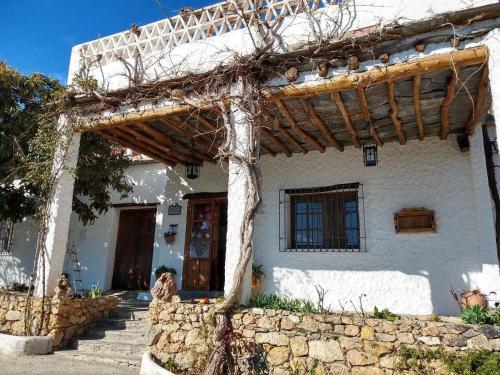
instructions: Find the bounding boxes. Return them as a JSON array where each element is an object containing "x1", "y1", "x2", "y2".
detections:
[{"x1": 0, "y1": 255, "x2": 30, "y2": 287}]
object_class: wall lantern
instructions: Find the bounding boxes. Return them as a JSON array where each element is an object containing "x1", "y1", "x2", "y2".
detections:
[
  {"x1": 363, "y1": 144, "x2": 378, "y2": 167},
  {"x1": 185, "y1": 163, "x2": 200, "y2": 179}
]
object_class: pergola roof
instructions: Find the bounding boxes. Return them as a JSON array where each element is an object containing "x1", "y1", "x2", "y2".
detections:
[{"x1": 90, "y1": 46, "x2": 490, "y2": 166}]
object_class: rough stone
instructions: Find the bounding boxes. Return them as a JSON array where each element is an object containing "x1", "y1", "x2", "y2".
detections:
[
  {"x1": 379, "y1": 355, "x2": 396, "y2": 369},
  {"x1": 361, "y1": 326, "x2": 375, "y2": 340},
  {"x1": 290, "y1": 336, "x2": 309, "y2": 356},
  {"x1": 467, "y1": 334, "x2": 492, "y2": 350},
  {"x1": 417, "y1": 336, "x2": 441, "y2": 346},
  {"x1": 443, "y1": 334, "x2": 467, "y2": 347},
  {"x1": 255, "y1": 332, "x2": 289, "y2": 346},
  {"x1": 347, "y1": 350, "x2": 378, "y2": 366},
  {"x1": 151, "y1": 272, "x2": 177, "y2": 303},
  {"x1": 299, "y1": 316, "x2": 319, "y2": 332},
  {"x1": 375, "y1": 333, "x2": 396, "y2": 342},
  {"x1": 345, "y1": 325, "x2": 360, "y2": 337},
  {"x1": 363, "y1": 341, "x2": 393, "y2": 356},
  {"x1": 267, "y1": 346, "x2": 289, "y2": 366},
  {"x1": 351, "y1": 366, "x2": 385, "y2": 375},
  {"x1": 309, "y1": 340, "x2": 344, "y2": 362},
  {"x1": 396, "y1": 332, "x2": 415, "y2": 344}
]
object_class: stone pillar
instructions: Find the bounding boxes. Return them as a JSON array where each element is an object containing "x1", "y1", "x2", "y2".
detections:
[
  {"x1": 224, "y1": 79, "x2": 254, "y2": 304},
  {"x1": 35, "y1": 116, "x2": 81, "y2": 297},
  {"x1": 486, "y1": 29, "x2": 500, "y2": 141}
]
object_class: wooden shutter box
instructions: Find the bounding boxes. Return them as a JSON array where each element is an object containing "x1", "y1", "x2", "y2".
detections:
[{"x1": 394, "y1": 208, "x2": 436, "y2": 233}]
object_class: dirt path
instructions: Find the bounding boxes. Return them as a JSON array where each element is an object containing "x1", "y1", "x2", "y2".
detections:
[{"x1": 0, "y1": 353, "x2": 138, "y2": 375}]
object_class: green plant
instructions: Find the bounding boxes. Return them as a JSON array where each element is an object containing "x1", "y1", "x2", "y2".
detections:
[
  {"x1": 252, "y1": 263, "x2": 265, "y2": 277},
  {"x1": 396, "y1": 346, "x2": 445, "y2": 374},
  {"x1": 86, "y1": 281, "x2": 103, "y2": 299},
  {"x1": 461, "y1": 305, "x2": 500, "y2": 326},
  {"x1": 250, "y1": 293, "x2": 315, "y2": 313},
  {"x1": 429, "y1": 313, "x2": 441, "y2": 322},
  {"x1": 164, "y1": 357, "x2": 179, "y2": 372},
  {"x1": 447, "y1": 350, "x2": 500, "y2": 375},
  {"x1": 373, "y1": 306, "x2": 400, "y2": 321},
  {"x1": 155, "y1": 265, "x2": 177, "y2": 279}
]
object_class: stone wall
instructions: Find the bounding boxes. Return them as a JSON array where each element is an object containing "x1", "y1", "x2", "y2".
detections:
[
  {"x1": 0, "y1": 291, "x2": 118, "y2": 349},
  {"x1": 148, "y1": 301, "x2": 500, "y2": 374}
]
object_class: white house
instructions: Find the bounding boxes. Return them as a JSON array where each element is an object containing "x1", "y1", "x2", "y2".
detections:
[{"x1": 1, "y1": 0, "x2": 500, "y2": 316}]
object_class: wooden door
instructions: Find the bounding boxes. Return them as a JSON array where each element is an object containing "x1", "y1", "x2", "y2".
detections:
[
  {"x1": 182, "y1": 199, "x2": 226, "y2": 290},
  {"x1": 112, "y1": 208, "x2": 156, "y2": 290}
]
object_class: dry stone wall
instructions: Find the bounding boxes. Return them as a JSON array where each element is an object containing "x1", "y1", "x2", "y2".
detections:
[
  {"x1": 148, "y1": 301, "x2": 500, "y2": 374},
  {"x1": 0, "y1": 291, "x2": 118, "y2": 349}
]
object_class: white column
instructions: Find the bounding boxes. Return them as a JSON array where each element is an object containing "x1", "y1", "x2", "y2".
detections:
[
  {"x1": 35, "y1": 116, "x2": 81, "y2": 297},
  {"x1": 487, "y1": 29, "x2": 500, "y2": 142},
  {"x1": 224, "y1": 80, "x2": 254, "y2": 304}
]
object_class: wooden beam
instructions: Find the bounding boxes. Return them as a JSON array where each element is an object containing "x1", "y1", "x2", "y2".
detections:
[
  {"x1": 355, "y1": 88, "x2": 383, "y2": 146},
  {"x1": 93, "y1": 129, "x2": 176, "y2": 166},
  {"x1": 263, "y1": 46, "x2": 488, "y2": 99},
  {"x1": 160, "y1": 117, "x2": 218, "y2": 152},
  {"x1": 274, "y1": 100, "x2": 325, "y2": 153},
  {"x1": 465, "y1": 66, "x2": 489, "y2": 136},
  {"x1": 386, "y1": 81, "x2": 407, "y2": 145},
  {"x1": 440, "y1": 68, "x2": 459, "y2": 140},
  {"x1": 412, "y1": 74, "x2": 425, "y2": 141},
  {"x1": 301, "y1": 99, "x2": 344, "y2": 152},
  {"x1": 135, "y1": 121, "x2": 215, "y2": 163},
  {"x1": 261, "y1": 107, "x2": 307, "y2": 154},
  {"x1": 260, "y1": 143, "x2": 277, "y2": 157},
  {"x1": 331, "y1": 92, "x2": 361, "y2": 148},
  {"x1": 261, "y1": 128, "x2": 293, "y2": 157},
  {"x1": 119, "y1": 126, "x2": 202, "y2": 165}
]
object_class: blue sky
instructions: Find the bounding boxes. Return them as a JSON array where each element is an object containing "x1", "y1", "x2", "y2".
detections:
[{"x1": 1, "y1": 0, "x2": 213, "y2": 84}]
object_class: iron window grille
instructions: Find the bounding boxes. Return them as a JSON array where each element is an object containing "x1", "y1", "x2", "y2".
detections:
[
  {"x1": 279, "y1": 183, "x2": 366, "y2": 252},
  {"x1": 0, "y1": 219, "x2": 14, "y2": 254}
]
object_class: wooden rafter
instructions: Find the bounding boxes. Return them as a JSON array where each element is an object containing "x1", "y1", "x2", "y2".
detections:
[
  {"x1": 331, "y1": 92, "x2": 360, "y2": 148},
  {"x1": 274, "y1": 100, "x2": 325, "y2": 153},
  {"x1": 465, "y1": 66, "x2": 489, "y2": 136},
  {"x1": 119, "y1": 126, "x2": 202, "y2": 165},
  {"x1": 386, "y1": 81, "x2": 407, "y2": 145},
  {"x1": 93, "y1": 129, "x2": 176, "y2": 166},
  {"x1": 264, "y1": 46, "x2": 487, "y2": 100},
  {"x1": 160, "y1": 117, "x2": 218, "y2": 152},
  {"x1": 260, "y1": 128, "x2": 292, "y2": 157},
  {"x1": 412, "y1": 74, "x2": 425, "y2": 141},
  {"x1": 301, "y1": 99, "x2": 344, "y2": 152},
  {"x1": 260, "y1": 143, "x2": 277, "y2": 157},
  {"x1": 261, "y1": 107, "x2": 307, "y2": 154},
  {"x1": 355, "y1": 88, "x2": 383, "y2": 146},
  {"x1": 135, "y1": 121, "x2": 215, "y2": 163},
  {"x1": 440, "y1": 68, "x2": 459, "y2": 140}
]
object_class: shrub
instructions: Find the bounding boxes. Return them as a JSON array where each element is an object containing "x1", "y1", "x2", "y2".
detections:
[
  {"x1": 155, "y1": 265, "x2": 177, "y2": 279},
  {"x1": 164, "y1": 357, "x2": 179, "y2": 372},
  {"x1": 373, "y1": 306, "x2": 400, "y2": 321},
  {"x1": 86, "y1": 281, "x2": 103, "y2": 299},
  {"x1": 461, "y1": 305, "x2": 500, "y2": 326},
  {"x1": 252, "y1": 264, "x2": 265, "y2": 277},
  {"x1": 250, "y1": 293, "x2": 315, "y2": 313},
  {"x1": 447, "y1": 350, "x2": 500, "y2": 375}
]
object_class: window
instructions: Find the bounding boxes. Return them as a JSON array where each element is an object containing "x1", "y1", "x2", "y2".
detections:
[
  {"x1": 0, "y1": 220, "x2": 14, "y2": 253},
  {"x1": 279, "y1": 183, "x2": 365, "y2": 252}
]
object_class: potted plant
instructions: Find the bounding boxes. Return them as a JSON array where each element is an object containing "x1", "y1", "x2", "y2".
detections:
[
  {"x1": 460, "y1": 289, "x2": 488, "y2": 309},
  {"x1": 251, "y1": 264, "x2": 265, "y2": 296},
  {"x1": 155, "y1": 265, "x2": 177, "y2": 279}
]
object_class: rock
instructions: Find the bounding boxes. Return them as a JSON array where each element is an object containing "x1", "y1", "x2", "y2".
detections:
[
  {"x1": 396, "y1": 332, "x2": 415, "y2": 344},
  {"x1": 351, "y1": 366, "x2": 385, "y2": 375},
  {"x1": 309, "y1": 340, "x2": 344, "y2": 362},
  {"x1": 490, "y1": 338, "x2": 500, "y2": 351},
  {"x1": 363, "y1": 341, "x2": 393, "y2": 356},
  {"x1": 442, "y1": 334, "x2": 467, "y2": 347},
  {"x1": 11, "y1": 321, "x2": 24, "y2": 335},
  {"x1": 299, "y1": 316, "x2": 319, "y2": 332},
  {"x1": 242, "y1": 329, "x2": 255, "y2": 338},
  {"x1": 379, "y1": 355, "x2": 396, "y2": 369},
  {"x1": 185, "y1": 328, "x2": 205, "y2": 347},
  {"x1": 151, "y1": 273, "x2": 177, "y2": 302},
  {"x1": 5, "y1": 310, "x2": 22, "y2": 321},
  {"x1": 257, "y1": 316, "x2": 274, "y2": 330},
  {"x1": 171, "y1": 295, "x2": 181, "y2": 303},
  {"x1": 417, "y1": 336, "x2": 441, "y2": 346},
  {"x1": 242, "y1": 314, "x2": 255, "y2": 325},
  {"x1": 375, "y1": 333, "x2": 396, "y2": 342},
  {"x1": 482, "y1": 325, "x2": 500, "y2": 339},
  {"x1": 361, "y1": 326, "x2": 375, "y2": 340},
  {"x1": 53, "y1": 275, "x2": 72, "y2": 301},
  {"x1": 422, "y1": 324, "x2": 441, "y2": 336},
  {"x1": 339, "y1": 336, "x2": 362, "y2": 351},
  {"x1": 345, "y1": 325, "x2": 360, "y2": 337},
  {"x1": 255, "y1": 332, "x2": 289, "y2": 346},
  {"x1": 347, "y1": 350, "x2": 378, "y2": 366},
  {"x1": 267, "y1": 346, "x2": 289, "y2": 365},
  {"x1": 467, "y1": 334, "x2": 492, "y2": 350},
  {"x1": 290, "y1": 336, "x2": 308, "y2": 356},
  {"x1": 50, "y1": 329, "x2": 64, "y2": 347},
  {"x1": 329, "y1": 363, "x2": 350, "y2": 375}
]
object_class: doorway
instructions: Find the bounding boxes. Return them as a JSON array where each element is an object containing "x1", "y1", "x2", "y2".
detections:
[
  {"x1": 182, "y1": 197, "x2": 227, "y2": 291},
  {"x1": 112, "y1": 208, "x2": 156, "y2": 290}
]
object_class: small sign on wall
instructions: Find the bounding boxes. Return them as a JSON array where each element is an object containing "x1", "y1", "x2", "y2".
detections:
[
  {"x1": 394, "y1": 208, "x2": 436, "y2": 233},
  {"x1": 168, "y1": 204, "x2": 182, "y2": 215}
]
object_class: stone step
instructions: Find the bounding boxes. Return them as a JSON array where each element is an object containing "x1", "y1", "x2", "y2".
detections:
[
  {"x1": 75, "y1": 338, "x2": 145, "y2": 356},
  {"x1": 54, "y1": 349, "x2": 141, "y2": 368},
  {"x1": 83, "y1": 327, "x2": 146, "y2": 341}
]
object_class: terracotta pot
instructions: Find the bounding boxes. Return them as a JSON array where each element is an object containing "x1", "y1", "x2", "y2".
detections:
[
  {"x1": 164, "y1": 235, "x2": 175, "y2": 245},
  {"x1": 251, "y1": 275, "x2": 262, "y2": 296},
  {"x1": 460, "y1": 290, "x2": 488, "y2": 309}
]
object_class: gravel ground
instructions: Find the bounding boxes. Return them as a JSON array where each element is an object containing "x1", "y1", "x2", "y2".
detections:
[{"x1": 0, "y1": 354, "x2": 138, "y2": 375}]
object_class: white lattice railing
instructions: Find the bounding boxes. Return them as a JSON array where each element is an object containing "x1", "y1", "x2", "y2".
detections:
[{"x1": 79, "y1": 0, "x2": 338, "y2": 66}]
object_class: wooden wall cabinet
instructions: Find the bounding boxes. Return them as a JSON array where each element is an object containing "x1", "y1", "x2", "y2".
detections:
[{"x1": 394, "y1": 208, "x2": 436, "y2": 233}]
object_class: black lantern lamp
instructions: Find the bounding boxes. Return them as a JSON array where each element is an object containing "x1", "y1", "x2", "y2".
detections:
[
  {"x1": 363, "y1": 143, "x2": 378, "y2": 167},
  {"x1": 185, "y1": 163, "x2": 199, "y2": 179}
]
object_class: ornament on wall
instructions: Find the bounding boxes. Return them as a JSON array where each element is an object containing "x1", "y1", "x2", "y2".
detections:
[{"x1": 168, "y1": 203, "x2": 182, "y2": 215}]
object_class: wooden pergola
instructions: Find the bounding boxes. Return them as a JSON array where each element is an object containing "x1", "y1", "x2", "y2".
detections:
[{"x1": 88, "y1": 46, "x2": 490, "y2": 166}]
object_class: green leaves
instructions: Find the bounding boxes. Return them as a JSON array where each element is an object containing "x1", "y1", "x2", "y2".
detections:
[
  {"x1": 461, "y1": 305, "x2": 500, "y2": 326},
  {"x1": 250, "y1": 293, "x2": 315, "y2": 313}
]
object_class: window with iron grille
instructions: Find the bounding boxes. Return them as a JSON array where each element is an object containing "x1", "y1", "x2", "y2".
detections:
[
  {"x1": 0, "y1": 220, "x2": 14, "y2": 254},
  {"x1": 279, "y1": 183, "x2": 366, "y2": 252}
]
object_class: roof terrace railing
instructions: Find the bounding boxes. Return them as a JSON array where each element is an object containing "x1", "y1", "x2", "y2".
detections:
[{"x1": 78, "y1": 0, "x2": 338, "y2": 67}]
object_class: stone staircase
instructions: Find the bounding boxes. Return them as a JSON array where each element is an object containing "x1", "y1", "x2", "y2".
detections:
[{"x1": 55, "y1": 291, "x2": 149, "y2": 370}]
